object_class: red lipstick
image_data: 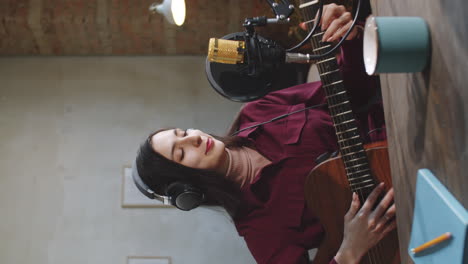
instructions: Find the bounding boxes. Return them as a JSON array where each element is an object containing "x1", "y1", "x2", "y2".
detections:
[{"x1": 205, "y1": 138, "x2": 213, "y2": 154}]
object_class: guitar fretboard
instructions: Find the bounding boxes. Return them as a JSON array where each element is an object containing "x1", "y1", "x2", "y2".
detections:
[{"x1": 299, "y1": 1, "x2": 376, "y2": 196}]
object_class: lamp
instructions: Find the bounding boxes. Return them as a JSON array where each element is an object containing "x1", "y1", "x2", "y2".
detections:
[{"x1": 149, "y1": 0, "x2": 186, "y2": 26}]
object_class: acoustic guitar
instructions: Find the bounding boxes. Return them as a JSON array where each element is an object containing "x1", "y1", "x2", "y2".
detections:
[{"x1": 298, "y1": 1, "x2": 400, "y2": 263}]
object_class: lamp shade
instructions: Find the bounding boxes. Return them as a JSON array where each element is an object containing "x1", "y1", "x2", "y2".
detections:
[{"x1": 149, "y1": 0, "x2": 186, "y2": 26}]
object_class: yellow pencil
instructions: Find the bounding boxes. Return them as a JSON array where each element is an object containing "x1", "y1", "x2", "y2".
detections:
[{"x1": 411, "y1": 232, "x2": 452, "y2": 254}]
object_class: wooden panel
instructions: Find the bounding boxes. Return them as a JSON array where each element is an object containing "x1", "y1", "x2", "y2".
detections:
[{"x1": 369, "y1": 0, "x2": 468, "y2": 263}]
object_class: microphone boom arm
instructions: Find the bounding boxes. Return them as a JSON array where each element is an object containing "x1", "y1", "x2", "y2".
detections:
[
  {"x1": 266, "y1": 0, "x2": 294, "y2": 21},
  {"x1": 243, "y1": 0, "x2": 294, "y2": 30}
]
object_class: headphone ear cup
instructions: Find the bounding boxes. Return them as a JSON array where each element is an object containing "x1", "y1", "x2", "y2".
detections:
[{"x1": 166, "y1": 182, "x2": 205, "y2": 211}]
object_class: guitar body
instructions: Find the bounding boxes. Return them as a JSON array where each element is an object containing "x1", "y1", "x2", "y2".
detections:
[{"x1": 305, "y1": 141, "x2": 400, "y2": 264}]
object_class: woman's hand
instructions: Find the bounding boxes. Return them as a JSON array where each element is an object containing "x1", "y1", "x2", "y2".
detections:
[
  {"x1": 334, "y1": 183, "x2": 397, "y2": 264},
  {"x1": 317, "y1": 4, "x2": 360, "y2": 43}
]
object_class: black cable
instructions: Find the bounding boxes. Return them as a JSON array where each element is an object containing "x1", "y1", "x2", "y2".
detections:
[
  {"x1": 286, "y1": 0, "x2": 362, "y2": 59},
  {"x1": 231, "y1": 103, "x2": 327, "y2": 136},
  {"x1": 286, "y1": 0, "x2": 324, "y2": 52}
]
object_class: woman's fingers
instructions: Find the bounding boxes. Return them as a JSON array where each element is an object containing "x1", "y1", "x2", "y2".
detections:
[
  {"x1": 371, "y1": 188, "x2": 394, "y2": 219},
  {"x1": 339, "y1": 187, "x2": 398, "y2": 259},
  {"x1": 362, "y1": 184, "x2": 391, "y2": 230},
  {"x1": 322, "y1": 12, "x2": 352, "y2": 42},
  {"x1": 381, "y1": 219, "x2": 397, "y2": 237},
  {"x1": 299, "y1": 22, "x2": 307, "y2": 31},
  {"x1": 326, "y1": 20, "x2": 350, "y2": 42},
  {"x1": 321, "y1": 4, "x2": 346, "y2": 31},
  {"x1": 345, "y1": 192, "x2": 360, "y2": 221},
  {"x1": 374, "y1": 204, "x2": 396, "y2": 231},
  {"x1": 359, "y1": 183, "x2": 385, "y2": 215},
  {"x1": 311, "y1": 4, "x2": 357, "y2": 42},
  {"x1": 329, "y1": 19, "x2": 359, "y2": 42},
  {"x1": 384, "y1": 203, "x2": 397, "y2": 219}
]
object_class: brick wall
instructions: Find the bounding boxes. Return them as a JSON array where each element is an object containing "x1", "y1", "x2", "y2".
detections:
[{"x1": 0, "y1": 0, "x2": 294, "y2": 55}]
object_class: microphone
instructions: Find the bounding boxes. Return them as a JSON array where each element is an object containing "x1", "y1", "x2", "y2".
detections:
[
  {"x1": 208, "y1": 38, "x2": 246, "y2": 64},
  {"x1": 207, "y1": 37, "x2": 312, "y2": 70},
  {"x1": 205, "y1": 32, "x2": 311, "y2": 102}
]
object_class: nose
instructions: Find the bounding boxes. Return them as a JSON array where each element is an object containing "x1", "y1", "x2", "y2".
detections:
[{"x1": 179, "y1": 134, "x2": 202, "y2": 147}]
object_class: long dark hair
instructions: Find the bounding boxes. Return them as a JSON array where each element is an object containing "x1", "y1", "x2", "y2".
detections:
[{"x1": 135, "y1": 128, "x2": 251, "y2": 218}]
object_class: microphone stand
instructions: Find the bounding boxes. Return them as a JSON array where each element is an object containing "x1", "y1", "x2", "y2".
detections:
[
  {"x1": 241, "y1": 1, "x2": 295, "y2": 77},
  {"x1": 240, "y1": 0, "x2": 322, "y2": 77},
  {"x1": 242, "y1": 0, "x2": 362, "y2": 61}
]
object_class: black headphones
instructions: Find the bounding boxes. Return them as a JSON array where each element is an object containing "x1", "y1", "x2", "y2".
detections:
[{"x1": 132, "y1": 160, "x2": 205, "y2": 211}]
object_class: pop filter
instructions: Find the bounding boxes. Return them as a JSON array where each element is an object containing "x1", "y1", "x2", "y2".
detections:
[{"x1": 205, "y1": 32, "x2": 278, "y2": 102}]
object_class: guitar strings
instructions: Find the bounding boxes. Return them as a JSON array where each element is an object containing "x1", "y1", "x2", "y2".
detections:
[{"x1": 301, "y1": 2, "x2": 385, "y2": 263}]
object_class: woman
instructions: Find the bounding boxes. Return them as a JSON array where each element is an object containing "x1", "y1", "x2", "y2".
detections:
[{"x1": 134, "y1": 4, "x2": 396, "y2": 264}]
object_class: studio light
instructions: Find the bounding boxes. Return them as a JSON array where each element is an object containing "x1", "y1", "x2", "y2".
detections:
[{"x1": 149, "y1": 0, "x2": 186, "y2": 26}]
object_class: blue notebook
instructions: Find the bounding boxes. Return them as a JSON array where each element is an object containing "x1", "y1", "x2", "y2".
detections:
[{"x1": 409, "y1": 169, "x2": 468, "y2": 263}]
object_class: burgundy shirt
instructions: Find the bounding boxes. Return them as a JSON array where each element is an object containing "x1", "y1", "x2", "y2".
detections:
[{"x1": 232, "y1": 37, "x2": 386, "y2": 264}]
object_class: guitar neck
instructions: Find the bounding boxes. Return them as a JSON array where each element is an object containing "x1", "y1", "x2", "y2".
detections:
[{"x1": 299, "y1": 0, "x2": 376, "y2": 197}]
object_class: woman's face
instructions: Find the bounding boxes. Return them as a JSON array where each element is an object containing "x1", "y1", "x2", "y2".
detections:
[{"x1": 151, "y1": 128, "x2": 228, "y2": 173}]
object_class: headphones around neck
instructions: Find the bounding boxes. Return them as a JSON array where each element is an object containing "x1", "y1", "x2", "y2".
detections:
[
  {"x1": 131, "y1": 102, "x2": 327, "y2": 211},
  {"x1": 131, "y1": 160, "x2": 205, "y2": 211}
]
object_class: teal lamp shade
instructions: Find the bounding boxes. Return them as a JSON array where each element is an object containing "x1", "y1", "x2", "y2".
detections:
[
  {"x1": 149, "y1": 0, "x2": 186, "y2": 26},
  {"x1": 363, "y1": 16, "x2": 431, "y2": 75}
]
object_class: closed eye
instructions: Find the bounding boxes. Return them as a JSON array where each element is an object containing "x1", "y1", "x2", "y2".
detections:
[
  {"x1": 173, "y1": 129, "x2": 186, "y2": 161},
  {"x1": 180, "y1": 129, "x2": 187, "y2": 160},
  {"x1": 177, "y1": 128, "x2": 187, "y2": 137}
]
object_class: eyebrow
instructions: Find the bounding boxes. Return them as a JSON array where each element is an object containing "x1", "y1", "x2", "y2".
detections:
[{"x1": 170, "y1": 129, "x2": 177, "y2": 160}]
